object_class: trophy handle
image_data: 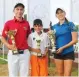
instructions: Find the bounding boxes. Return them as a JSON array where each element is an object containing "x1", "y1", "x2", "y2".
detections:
[{"x1": 50, "y1": 21, "x2": 52, "y2": 30}]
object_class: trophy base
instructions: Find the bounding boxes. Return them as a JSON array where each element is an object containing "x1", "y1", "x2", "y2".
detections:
[
  {"x1": 51, "y1": 50, "x2": 56, "y2": 54},
  {"x1": 49, "y1": 49, "x2": 56, "y2": 56},
  {"x1": 37, "y1": 53, "x2": 43, "y2": 57},
  {"x1": 12, "y1": 50, "x2": 19, "y2": 55},
  {"x1": 51, "y1": 47, "x2": 56, "y2": 53}
]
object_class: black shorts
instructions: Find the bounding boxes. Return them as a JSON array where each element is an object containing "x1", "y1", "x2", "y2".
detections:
[{"x1": 54, "y1": 51, "x2": 75, "y2": 60}]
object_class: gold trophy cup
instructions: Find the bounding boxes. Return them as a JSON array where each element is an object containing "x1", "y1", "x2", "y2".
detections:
[{"x1": 6, "y1": 30, "x2": 18, "y2": 54}]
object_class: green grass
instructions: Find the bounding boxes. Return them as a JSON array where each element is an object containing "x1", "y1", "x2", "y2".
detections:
[
  {"x1": 72, "y1": 67, "x2": 78, "y2": 76},
  {"x1": 0, "y1": 54, "x2": 7, "y2": 64},
  {"x1": 0, "y1": 54, "x2": 78, "y2": 76},
  {"x1": 48, "y1": 62, "x2": 78, "y2": 76}
]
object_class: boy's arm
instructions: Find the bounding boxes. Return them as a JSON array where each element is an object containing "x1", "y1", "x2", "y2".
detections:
[
  {"x1": 28, "y1": 46, "x2": 41, "y2": 53},
  {"x1": 44, "y1": 33, "x2": 50, "y2": 55},
  {"x1": 45, "y1": 47, "x2": 49, "y2": 54},
  {"x1": 43, "y1": 47, "x2": 49, "y2": 56},
  {"x1": 28, "y1": 34, "x2": 41, "y2": 53}
]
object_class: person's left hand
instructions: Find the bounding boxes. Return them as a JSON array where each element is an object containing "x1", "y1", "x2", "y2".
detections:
[
  {"x1": 42, "y1": 52, "x2": 48, "y2": 57},
  {"x1": 56, "y1": 47, "x2": 64, "y2": 54}
]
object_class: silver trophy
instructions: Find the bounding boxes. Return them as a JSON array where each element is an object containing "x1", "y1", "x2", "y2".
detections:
[{"x1": 47, "y1": 30, "x2": 56, "y2": 54}]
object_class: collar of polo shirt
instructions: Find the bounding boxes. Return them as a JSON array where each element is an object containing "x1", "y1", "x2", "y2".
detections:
[
  {"x1": 34, "y1": 31, "x2": 43, "y2": 41},
  {"x1": 57, "y1": 21, "x2": 68, "y2": 26},
  {"x1": 13, "y1": 16, "x2": 25, "y2": 23}
]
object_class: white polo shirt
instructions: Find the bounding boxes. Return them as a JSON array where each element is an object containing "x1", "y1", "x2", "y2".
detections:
[{"x1": 28, "y1": 31, "x2": 50, "y2": 54}]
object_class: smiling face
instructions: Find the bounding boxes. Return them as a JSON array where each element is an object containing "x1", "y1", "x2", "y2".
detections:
[
  {"x1": 34, "y1": 24, "x2": 43, "y2": 33},
  {"x1": 33, "y1": 19, "x2": 43, "y2": 34},
  {"x1": 14, "y1": 6, "x2": 24, "y2": 18},
  {"x1": 56, "y1": 10, "x2": 66, "y2": 21}
]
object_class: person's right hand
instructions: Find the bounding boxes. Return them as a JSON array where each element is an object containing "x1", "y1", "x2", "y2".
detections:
[
  {"x1": 47, "y1": 30, "x2": 52, "y2": 34},
  {"x1": 7, "y1": 44, "x2": 17, "y2": 50},
  {"x1": 34, "y1": 49, "x2": 41, "y2": 53}
]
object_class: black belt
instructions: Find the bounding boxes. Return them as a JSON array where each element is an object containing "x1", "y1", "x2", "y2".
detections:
[
  {"x1": 12, "y1": 49, "x2": 25, "y2": 55},
  {"x1": 18, "y1": 49, "x2": 24, "y2": 54}
]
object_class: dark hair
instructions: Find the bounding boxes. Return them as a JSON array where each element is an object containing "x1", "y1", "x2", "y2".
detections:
[
  {"x1": 14, "y1": 3, "x2": 25, "y2": 9},
  {"x1": 56, "y1": 8, "x2": 69, "y2": 23},
  {"x1": 65, "y1": 18, "x2": 69, "y2": 23},
  {"x1": 33, "y1": 19, "x2": 43, "y2": 26},
  {"x1": 56, "y1": 8, "x2": 64, "y2": 14}
]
